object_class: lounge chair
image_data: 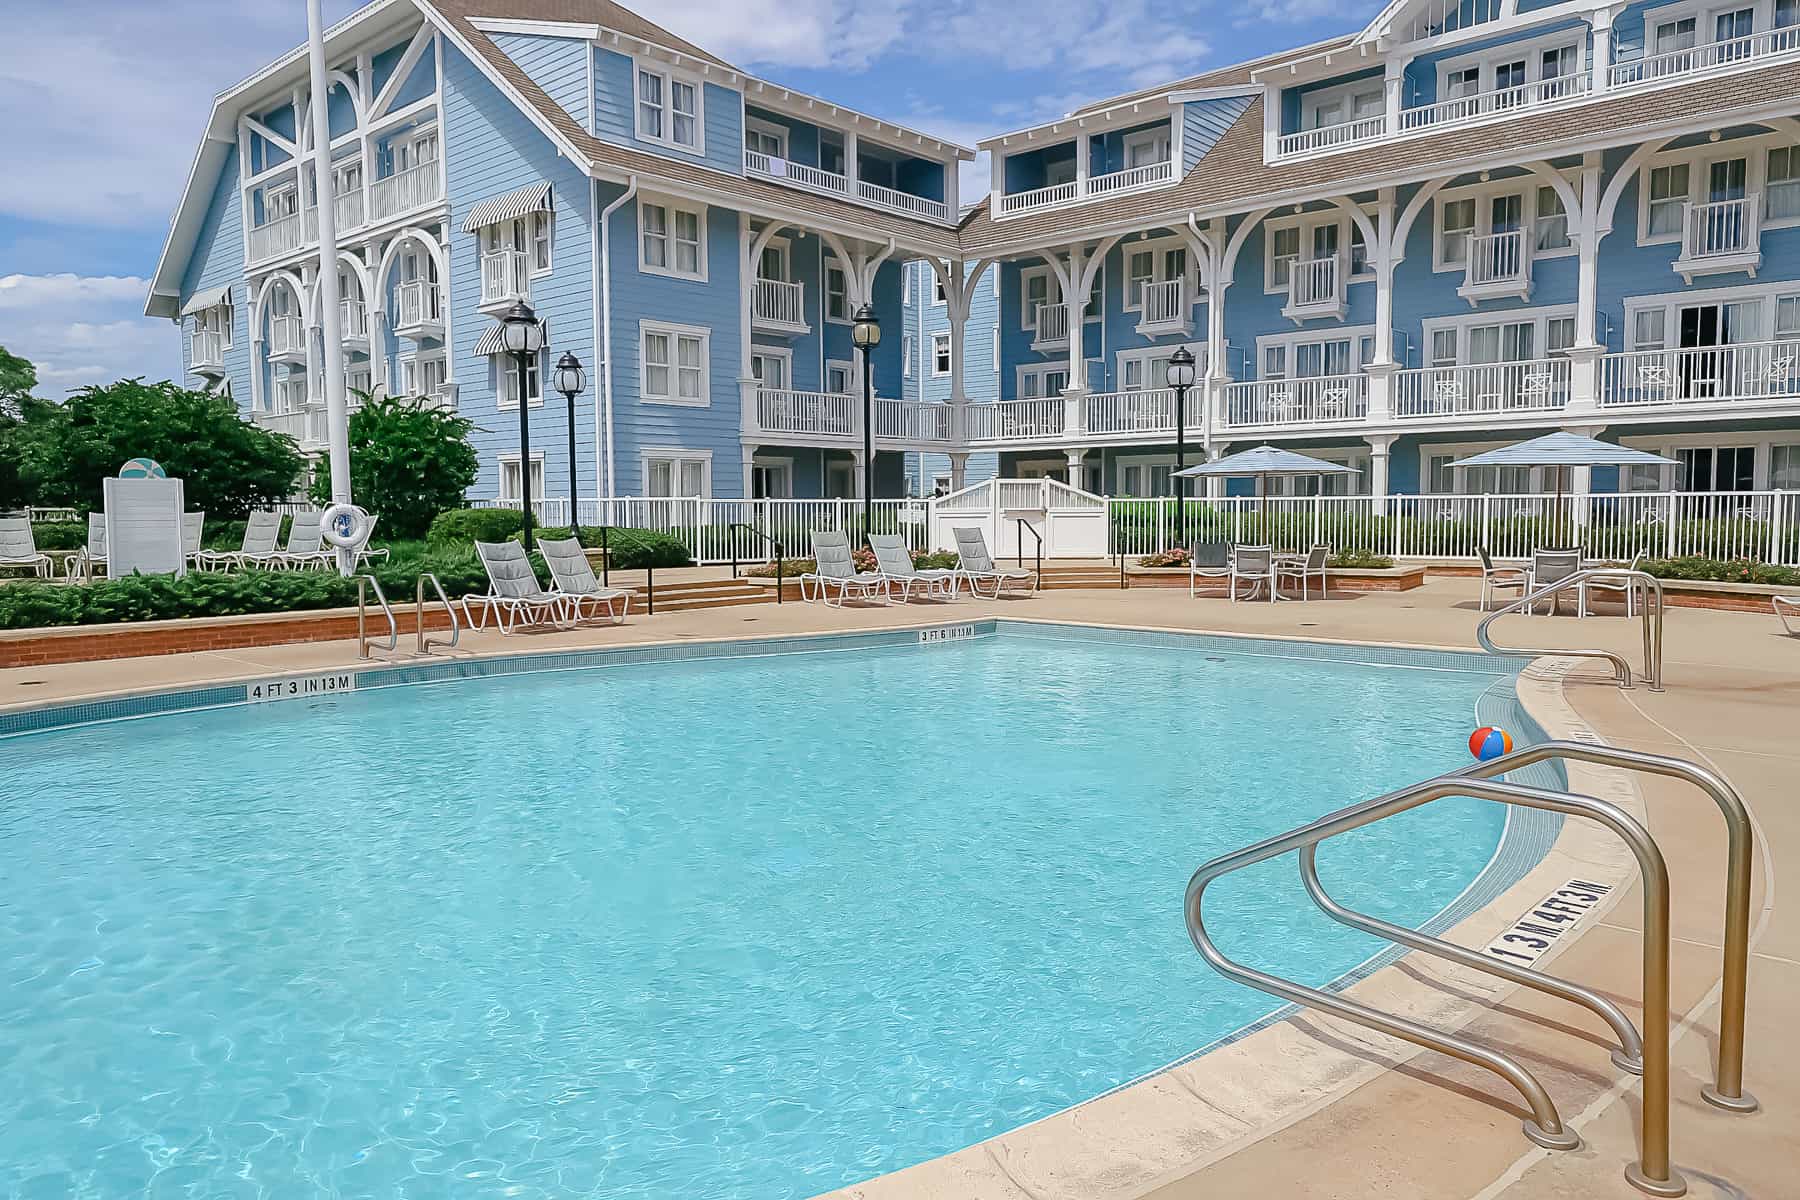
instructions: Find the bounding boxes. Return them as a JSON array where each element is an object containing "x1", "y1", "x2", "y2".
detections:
[
  {"x1": 1479, "y1": 547, "x2": 1530, "y2": 612},
  {"x1": 274, "y1": 513, "x2": 334, "y2": 570},
  {"x1": 539, "y1": 536, "x2": 630, "y2": 624},
  {"x1": 1277, "y1": 544, "x2": 1330, "y2": 600},
  {"x1": 951, "y1": 526, "x2": 1036, "y2": 598},
  {"x1": 799, "y1": 530, "x2": 883, "y2": 606},
  {"x1": 182, "y1": 512, "x2": 205, "y2": 571},
  {"x1": 0, "y1": 517, "x2": 52, "y2": 578},
  {"x1": 1230, "y1": 545, "x2": 1276, "y2": 603},
  {"x1": 194, "y1": 511, "x2": 283, "y2": 571},
  {"x1": 1776, "y1": 594, "x2": 1800, "y2": 635},
  {"x1": 74, "y1": 513, "x2": 107, "y2": 581},
  {"x1": 1188, "y1": 540, "x2": 1232, "y2": 597},
  {"x1": 354, "y1": 514, "x2": 391, "y2": 565},
  {"x1": 868, "y1": 532, "x2": 955, "y2": 602},
  {"x1": 1580, "y1": 551, "x2": 1646, "y2": 617},
  {"x1": 464, "y1": 539, "x2": 569, "y2": 633},
  {"x1": 1529, "y1": 548, "x2": 1584, "y2": 616}
]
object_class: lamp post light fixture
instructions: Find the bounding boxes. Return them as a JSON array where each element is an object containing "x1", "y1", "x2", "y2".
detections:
[
  {"x1": 554, "y1": 351, "x2": 587, "y2": 538},
  {"x1": 1166, "y1": 345, "x2": 1198, "y2": 550},
  {"x1": 500, "y1": 300, "x2": 546, "y2": 550},
  {"x1": 850, "y1": 303, "x2": 881, "y2": 538}
]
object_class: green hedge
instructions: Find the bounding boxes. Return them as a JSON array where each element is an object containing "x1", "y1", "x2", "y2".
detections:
[
  {"x1": 427, "y1": 507, "x2": 524, "y2": 547},
  {"x1": 1643, "y1": 556, "x2": 1800, "y2": 586},
  {"x1": 28, "y1": 520, "x2": 88, "y2": 551}
]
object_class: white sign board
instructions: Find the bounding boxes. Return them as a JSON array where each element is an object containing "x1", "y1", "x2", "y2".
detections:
[
  {"x1": 1483, "y1": 878, "x2": 1612, "y2": 966},
  {"x1": 918, "y1": 624, "x2": 978, "y2": 644},
  {"x1": 247, "y1": 671, "x2": 357, "y2": 704},
  {"x1": 103, "y1": 476, "x2": 186, "y2": 578}
]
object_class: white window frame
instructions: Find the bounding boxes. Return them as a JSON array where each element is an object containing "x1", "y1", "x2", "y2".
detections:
[
  {"x1": 634, "y1": 60, "x2": 705, "y2": 154},
  {"x1": 1418, "y1": 439, "x2": 1548, "y2": 495},
  {"x1": 931, "y1": 274, "x2": 947, "y2": 305},
  {"x1": 641, "y1": 447, "x2": 713, "y2": 498},
  {"x1": 902, "y1": 334, "x2": 914, "y2": 378},
  {"x1": 497, "y1": 452, "x2": 546, "y2": 502},
  {"x1": 1020, "y1": 265, "x2": 1058, "y2": 330},
  {"x1": 1116, "y1": 453, "x2": 1180, "y2": 498},
  {"x1": 748, "y1": 346, "x2": 792, "y2": 391},
  {"x1": 1116, "y1": 343, "x2": 1209, "y2": 390},
  {"x1": 637, "y1": 196, "x2": 708, "y2": 281},
  {"x1": 1432, "y1": 29, "x2": 1587, "y2": 104},
  {"x1": 639, "y1": 320, "x2": 711, "y2": 407},
  {"x1": 825, "y1": 359, "x2": 855, "y2": 395},
  {"x1": 1621, "y1": 429, "x2": 1787, "y2": 490},
  {"x1": 1016, "y1": 362, "x2": 1076, "y2": 398},
  {"x1": 1264, "y1": 209, "x2": 1375, "y2": 294},
  {"x1": 1432, "y1": 174, "x2": 1575, "y2": 272},
  {"x1": 1253, "y1": 325, "x2": 1377, "y2": 378},
  {"x1": 1623, "y1": 278, "x2": 1800, "y2": 348},
  {"x1": 1300, "y1": 80, "x2": 1384, "y2": 131},
  {"x1": 398, "y1": 350, "x2": 447, "y2": 397},
  {"x1": 1420, "y1": 305, "x2": 1578, "y2": 364},
  {"x1": 1121, "y1": 234, "x2": 1197, "y2": 312},
  {"x1": 751, "y1": 454, "x2": 795, "y2": 499},
  {"x1": 1634, "y1": 135, "x2": 1786, "y2": 247},
  {"x1": 824, "y1": 258, "x2": 850, "y2": 324},
  {"x1": 196, "y1": 302, "x2": 234, "y2": 349},
  {"x1": 496, "y1": 348, "x2": 544, "y2": 411},
  {"x1": 1122, "y1": 126, "x2": 1173, "y2": 166},
  {"x1": 931, "y1": 332, "x2": 952, "y2": 376},
  {"x1": 744, "y1": 116, "x2": 788, "y2": 160}
]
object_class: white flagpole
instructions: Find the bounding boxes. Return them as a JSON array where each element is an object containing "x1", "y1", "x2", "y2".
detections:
[{"x1": 306, "y1": 0, "x2": 355, "y2": 573}]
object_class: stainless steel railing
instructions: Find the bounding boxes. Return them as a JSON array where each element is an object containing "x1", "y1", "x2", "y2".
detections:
[
  {"x1": 356, "y1": 574, "x2": 398, "y2": 659},
  {"x1": 415, "y1": 572, "x2": 461, "y2": 655},
  {"x1": 1185, "y1": 740, "x2": 1761, "y2": 1197},
  {"x1": 1477, "y1": 568, "x2": 1665, "y2": 691}
]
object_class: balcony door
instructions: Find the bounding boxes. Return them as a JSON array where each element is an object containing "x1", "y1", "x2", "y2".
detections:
[
  {"x1": 1714, "y1": 6, "x2": 1755, "y2": 57},
  {"x1": 1709, "y1": 157, "x2": 1748, "y2": 203},
  {"x1": 757, "y1": 243, "x2": 788, "y2": 283},
  {"x1": 750, "y1": 351, "x2": 789, "y2": 391},
  {"x1": 1677, "y1": 299, "x2": 1760, "y2": 395},
  {"x1": 1677, "y1": 445, "x2": 1754, "y2": 492}
]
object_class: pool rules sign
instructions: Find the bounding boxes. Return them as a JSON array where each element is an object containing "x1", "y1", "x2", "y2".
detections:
[{"x1": 1483, "y1": 879, "x2": 1612, "y2": 966}]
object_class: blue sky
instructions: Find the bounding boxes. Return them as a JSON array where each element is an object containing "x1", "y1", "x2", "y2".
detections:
[{"x1": 0, "y1": 0, "x2": 1378, "y2": 396}]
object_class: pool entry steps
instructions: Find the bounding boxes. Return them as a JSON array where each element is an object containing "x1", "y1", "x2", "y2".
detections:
[
  {"x1": 1186, "y1": 740, "x2": 1758, "y2": 1198},
  {"x1": 1477, "y1": 569, "x2": 1667, "y2": 691}
]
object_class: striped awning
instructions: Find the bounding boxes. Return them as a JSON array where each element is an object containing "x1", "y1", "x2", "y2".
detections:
[
  {"x1": 179, "y1": 284, "x2": 232, "y2": 317},
  {"x1": 461, "y1": 182, "x2": 552, "y2": 232},
  {"x1": 473, "y1": 319, "x2": 549, "y2": 358}
]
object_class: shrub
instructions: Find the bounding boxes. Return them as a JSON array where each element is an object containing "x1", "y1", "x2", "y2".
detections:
[
  {"x1": 603, "y1": 528, "x2": 693, "y2": 570},
  {"x1": 1330, "y1": 549, "x2": 1396, "y2": 569},
  {"x1": 428, "y1": 507, "x2": 524, "y2": 547},
  {"x1": 1642, "y1": 556, "x2": 1800, "y2": 586},
  {"x1": 28, "y1": 520, "x2": 87, "y2": 551},
  {"x1": 308, "y1": 395, "x2": 479, "y2": 538}
]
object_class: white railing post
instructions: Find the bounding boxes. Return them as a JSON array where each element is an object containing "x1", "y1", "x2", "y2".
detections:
[{"x1": 1665, "y1": 491, "x2": 1679, "y2": 558}]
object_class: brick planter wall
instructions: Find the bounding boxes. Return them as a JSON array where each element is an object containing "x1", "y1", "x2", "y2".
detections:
[{"x1": 0, "y1": 605, "x2": 457, "y2": 669}]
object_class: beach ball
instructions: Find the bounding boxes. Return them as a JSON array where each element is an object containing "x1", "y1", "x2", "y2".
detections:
[
  {"x1": 1469, "y1": 726, "x2": 1513, "y2": 762},
  {"x1": 118, "y1": 457, "x2": 166, "y2": 479}
]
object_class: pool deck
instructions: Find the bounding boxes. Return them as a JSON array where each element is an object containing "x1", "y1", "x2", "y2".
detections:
[{"x1": 2, "y1": 577, "x2": 1795, "y2": 1200}]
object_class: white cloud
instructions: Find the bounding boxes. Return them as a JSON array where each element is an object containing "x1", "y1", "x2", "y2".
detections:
[
  {"x1": 630, "y1": 0, "x2": 918, "y2": 71},
  {"x1": 0, "y1": 275, "x2": 183, "y2": 397}
]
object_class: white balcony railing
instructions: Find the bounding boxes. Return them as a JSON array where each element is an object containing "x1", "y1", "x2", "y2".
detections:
[
  {"x1": 1599, "y1": 338, "x2": 1800, "y2": 407},
  {"x1": 339, "y1": 298, "x2": 368, "y2": 342},
  {"x1": 369, "y1": 161, "x2": 443, "y2": 222},
  {"x1": 248, "y1": 213, "x2": 305, "y2": 263},
  {"x1": 1682, "y1": 196, "x2": 1760, "y2": 261},
  {"x1": 481, "y1": 249, "x2": 530, "y2": 305},
  {"x1": 997, "y1": 180, "x2": 1079, "y2": 216},
  {"x1": 1465, "y1": 229, "x2": 1528, "y2": 288},
  {"x1": 190, "y1": 330, "x2": 225, "y2": 372},
  {"x1": 743, "y1": 149, "x2": 951, "y2": 221},
  {"x1": 267, "y1": 315, "x2": 306, "y2": 360},
  {"x1": 1086, "y1": 160, "x2": 1176, "y2": 198},
  {"x1": 1031, "y1": 304, "x2": 1070, "y2": 349},
  {"x1": 1611, "y1": 26, "x2": 1800, "y2": 88},
  {"x1": 1286, "y1": 254, "x2": 1343, "y2": 315},
  {"x1": 754, "y1": 389, "x2": 857, "y2": 437},
  {"x1": 1223, "y1": 374, "x2": 1369, "y2": 427},
  {"x1": 752, "y1": 278, "x2": 807, "y2": 330},
  {"x1": 1082, "y1": 389, "x2": 1183, "y2": 435},
  {"x1": 996, "y1": 159, "x2": 1175, "y2": 217},
  {"x1": 873, "y1": 399, "x2": 956, "y2": 442},
  {"x1": 856, "y1": 179, "x2": 949, "y2": 221},
  {"x1": 1400, "y1": 73, "x2": 1589, "y2": 133},
  {"x1": 1393, "y1": 357, "x2": 1572, "y2": 417},
  {"x1": 1138, "y1": 279, "x2": 1189, "y2": 331},
  {"x1": 394, "y1": 280, "x2": 442, "y2": 332},
  {"x1": 966, "y1": 398, "x2": 1067, "y2": 442},
  {"x1": 1278, "y1": 114, "x2": 1389, "y2": 157}
]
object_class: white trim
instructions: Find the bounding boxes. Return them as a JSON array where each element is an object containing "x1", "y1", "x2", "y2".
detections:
[
  {"x1": 825, "y1": 357, "x2": 856, "y2": 394},
  {"x1": 749, "y1": 345, "x2": 794, "y2": 389},
  {"x1": 1016, "y1": 361, "x2": 1078, "y2": 397},
  {"x1": 1120, "y1": 233, "x2": 1200, "y2": 312},
  {"x1": 1622, "y1": 278, "x2": 1800, "y2": 347},
  {"x1": 750, "y1": 453, "x2": 796, "y2": 498},
  {"x1": 633, "y1": 57, "x2": 707, "y2": 156},
  {"x1": 1263, "y1": 208, "x2": 1373, "y2": 294},
  {"x1": 823, "y1": 255, "x2": 851, "y2": 324},
  {"x1": 495, "y1": 347, "x2": 546, "y2": 411},
  {"x1": 931, "y1": 331, "x2": 952, "y2": 376},
  {"x1": 1116, "y1": 341, "x2": 1208, "y2": 389},
  {"x1": 1632, "y1": 131, "x2": 1793, "y2": 248},
  {"x1": 744, "y1": 116, "x2": 789, "y2": 160},
  {"x1": 1432, "y1": 26, "x2": 1587, "y2": 101},
  {"x1": 640, "y1": 446, "x2": 714, "y2": 498},
  {"x1": 496, "y1": 451, "x2": 548, "y2": 502},
  {"x1": 1253, "y1": 323, "x2": 1379, "y2": 377},
  {"x1": 1419, "y1": 304, "x2": 1578, "y2": 363},
  {"x1": 468, "y1": 17, "x2": 601, "y2": 39},
  {"x1": 636, "y1": 194, "x2": 709, "y2": 281},
  {"x1": 639, "y1": 319, "x2": 712, "y2": 407},
  {"x1": 902, "y1": 333, "x2": 914, "y2": 377},
  {"x1": 1430, "y1": 171, "x2": 1576, "y2": 272}
]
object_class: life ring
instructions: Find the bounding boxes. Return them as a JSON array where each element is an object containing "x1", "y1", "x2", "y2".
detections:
[{"x1": 320, "y1": 503, "x2": 372, "y2": 549}]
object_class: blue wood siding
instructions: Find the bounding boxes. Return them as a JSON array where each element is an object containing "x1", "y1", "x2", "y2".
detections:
[
  {"x1": 492, "y1": 32, "x2": 590, "y2": 132},
  {"x1": 592, "y1": 48, "x2": 744, "y2": 175},
  {"x1": 178, "y1": 145, "x2": 251, "y2": 412},
  {"x1": 1182, "y1": 95, "x2": 1253, "y2": 173}
]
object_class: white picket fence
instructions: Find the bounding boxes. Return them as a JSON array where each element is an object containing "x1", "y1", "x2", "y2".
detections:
[{"x1": 476, "y1": 489, "x2": 1800, "y2": 566}]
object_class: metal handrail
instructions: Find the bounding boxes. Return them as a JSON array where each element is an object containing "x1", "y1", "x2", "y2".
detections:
[
  {"x1": 1476, "y1": 568, "x2": 1665, "y2": 692},
  {"x1": 356, "y1": 574, "x2": 398, "y2": 659},
  {"x1": 727, "y1": 522, "x2": 786, "y2": 604},
  {"x1": 1186, "y1": 774, "x2": 1684, "y2": 1196},
  {"x1": 415, "y1": 572, "x2": 461, "y2": 655},
  {"x1": 1015, "y1": 516, "x2": 1043, "y2": 581}
]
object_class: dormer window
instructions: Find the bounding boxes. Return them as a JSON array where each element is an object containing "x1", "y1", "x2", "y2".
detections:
[
  {"x1": 636, "y1": 65, "x2": 702, "y2": 152},
  {"x1": 1123, "y1": 128, "x2": 1171, "y2": 168}
]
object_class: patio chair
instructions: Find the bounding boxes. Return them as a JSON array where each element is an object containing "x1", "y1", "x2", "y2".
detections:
[
  {"x1": 539, "y1": 536, "x2": 630, "y2": 625},
  {"x1": 1478, "y1": 546, "x2": 1531, "y2": 612},
  {"x1": 0, "y1": 517, "x2": 52, "y2": 578},
  {"x1": 1277, "y1": 543, "x2": 1330, "y2": 601},
  {"x1": 799, "y1": 530, "x2": 883, "y2": 607},
  {"x1": 1529, "y1": 547, "x2": 1585, "y2": 616},
  {"x1": 354, "y1": 514, "x2": 392, "y2": 565},
  {"x1": 951, "y1": 526, "x2": 1036, "y2": 598},
  {"x1": 194, "y1": 511, "x2": 283, "y2": 571},
  {"x1": 463, "y1": 539, "x2": 569, "y2": 634},
  {"x1": 1775, "y1": 594, "x2": 1800, "y2": 636},
  {"x1": 1581, "y1": 550, "x2": 1646, "y2": 617},
  {"x1": 867, "y1": 532, "x2": 955, "y2": 602},
  {"x1": 182, "y1": 512, "x2": 206, "y2": 571},
  {"x1": 274, "y1": 514, "x2": 334, "y2": 570},
  {"x1": 1188, "y1": 540, "x2": 1232, "y2": 597},
  {"x1": 74, "y1": 513, "x2": 107, "y2": 581},
  {"x1": 1230, "y1": 545, "x2": 1276, "y2": 603}
]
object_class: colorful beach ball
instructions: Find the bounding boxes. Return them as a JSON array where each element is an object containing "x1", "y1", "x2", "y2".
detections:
[
  {"x1": 1469, "y1": 726, "x2": 1514, "y2": 762},
  {"x1": 118, "y1": 457, "x2": 166, "y2": 479}
]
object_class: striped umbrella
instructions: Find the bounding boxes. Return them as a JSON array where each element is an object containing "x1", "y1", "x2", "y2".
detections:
[{"x1": 1450, "y1": 432, "x2": 1678, "y2": 544}]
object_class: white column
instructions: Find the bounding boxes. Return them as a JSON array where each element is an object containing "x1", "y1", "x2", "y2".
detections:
[
  {"x1": 1589, "y1": 9, "x2": 1615, "y2": 96},
  {"x1": 1206, "y1": 277, "x2": 1230, "y2": 453},
  {"x1": 1263, "y1": 91, "x2": 1281, "y2": 159},
  {"x1": 742, "y1": 444, "x2": 757, "y2": 500},
  {"x1": 945, "y1": 162, "x2": 960, "y2": 221},
  {"x1": 1074, "y1": 134, "x2": 1090, "y2": 198},
  {"x1": 1568, "y1": 153, "x2": 1605, "y2": 414},
  {"x1": 1384, "y1": 60, "x2": 1407, "y2": 136},
  {"x1": 949, "y1": 452, "x2": 969, "y2": 491},
  {"x1": 1206, "y1": 442, "x2": 1226, "y2": 499},
  {"x1": 1365, "y1": 434, "x2": 1396, "y2": 512},
  {"x1": 851, "y1": 448, "x2": 867, "y2": 497},
  {"x1": 844, "y1": 129, "x2": 859, "y2": 188},
  {"x1": 1064, "y1": 448, "x2": 1086, "y2": 489}
]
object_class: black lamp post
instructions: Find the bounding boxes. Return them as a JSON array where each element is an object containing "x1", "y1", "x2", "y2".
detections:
[
  {"x1": 500, "y1": 300, "x2": 545, "y2": 550},
  {"x1": 554, "y1": 351, "x2": 587, "y2": 538},
  {"x1": 1167, "y1": 345, "x2": 1198, "y2": 549},
  {"x1": 851, "y1": 303, "x2": 881, "y2": 538}
]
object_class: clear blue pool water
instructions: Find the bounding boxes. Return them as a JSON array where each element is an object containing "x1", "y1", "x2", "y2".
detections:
[{"x1": 0, "y1": 631, "x2": 1514, "y2": 1198}]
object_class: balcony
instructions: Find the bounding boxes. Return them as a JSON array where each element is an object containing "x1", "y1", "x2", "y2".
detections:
[
  {"x1": 1393, "y1": 358, "x2": 1571, "y2": 418},
  {"x1": 1277, "y1": 114, "x2": 1388, "y2": 157},
  {"x1": 1599, "y1": 338, "x2": 1800, "y2": 409},
  {"x1": 190, "y1": 330, "x2": 226, "y2": 376},
  {"x1": 248, "y1": 213, "x2": 305, "y2": 264},
  {"x1": 751, "y1": 278, "x2": 808, "y2": 335},
  {"x1": 1459, "y1": 229, "x2": 1531, "y2": 304},
  {"x1": 1081, "y1": 389, "x2": 1186, "y2": 437},
  {"x1": 1611, "y1": 26, "x2": 1800, "y2": 89},
  {"x1": 1031, "y1": 304, "x2": 1070, "y2": 351},
  {"x1": 965, "y1": 398, "x2": 1066, "y2": 443},
  {"x1": 394, "y1": 280, "x2": 443, "y2": 340},
  {"x1": 1674, "y1": 196, "x2": 1761, "y2": 279},
  {"x1": 1136, "y1": 279, "x2": 1192, "y2": 336},
  {"x1": 1283, "y1": 254, "x2": 1345, "y2": 322},
  {"x1": 874, "y1": 398, "x2": 955, "y2": 442},
  {"x1": 1222, "y1": 374, "x2": 1369, "y2": 428},
  {"x1": 369, "y1": 161, "x2": 443, "y2": 223},
  {"x1": 480, "y1": 249, "x2": 530, "y2": 307},
  {"x1": 267, "y1": 315, "x2": 307, "y2": 365},
  {"x1": 745, "y1": 389, "x2": 957, "y2": 446},
  {"x1": 253, "y1": 404, "x2": 329, "y2": 449},
  {"x1": 995, "y1": 159, "x2": 1175, "y2": 218},
  {"x1": 1399, "y1": 74, "x2": 1589, "y2": 135},
  {"x1": 742, "y1": 149, "x2": 951, "y2": 222},
  {"x1": 339, "y1": 298, "x2": 369, "y2": 349}
]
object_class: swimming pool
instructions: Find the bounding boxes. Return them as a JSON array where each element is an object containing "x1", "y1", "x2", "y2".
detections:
[{"x1": 0, "y1": 624, "x2": 1545, "y2": 1198}]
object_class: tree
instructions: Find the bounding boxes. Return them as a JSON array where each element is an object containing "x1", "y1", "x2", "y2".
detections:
[
  {"x1": 0, "y1": 346, "x2": 36, "y2": 419},
  {"x1": 32, "y1": 379, "x2": 304, "y2": 518},
  {"x1": 309, "y1": 393, "x2": 478, "y2": 538},
  {"x1": 0, "y1": 348, "x2": 56, "y2": 509}
]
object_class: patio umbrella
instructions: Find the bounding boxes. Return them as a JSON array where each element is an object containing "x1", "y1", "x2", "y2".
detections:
[
  {"x1": 1173, "y1": 445, "x2": 1361, "y2": 544},
  {"x1": 1449, "y1": 432, "x2": 1677, "y2": 545}
]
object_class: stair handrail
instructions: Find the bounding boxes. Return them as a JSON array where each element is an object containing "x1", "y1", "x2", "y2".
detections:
[
  {"x1": 415, "y1": 572, "x2": 461, "y2": 655},
  {"x1": 727, "y1": 522, "x2": 786, "y2": 604},
  {"x1": 1476, "y1": 568, "x2": 1665, "y2": 692},
  {"x1": 356, "y1": 574, "x2": 398, "y2": 659}
]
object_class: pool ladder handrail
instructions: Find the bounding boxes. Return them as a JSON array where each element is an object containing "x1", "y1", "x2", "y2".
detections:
[
  {"x1": 1476, "y1": 568, "x2": 1665, "y2": 692},
  {"x1": 415, "y1": 572, "x2": 461, "y2": 655},
  {"x1": 1185, "y1": 739, "x2": 1760, "y2": 1199},
  {"x1": 355, "y1": 574, "x2": 398, "y2": 659}
]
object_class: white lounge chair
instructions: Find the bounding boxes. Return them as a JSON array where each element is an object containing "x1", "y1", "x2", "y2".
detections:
[
  {"x1": 868, "y1": 533, "x2": 955, "y2": 602},
  {"x1": 799, "y1": 530, "x2": 882, "y2": 606},
  {"x1": 464, "y1": 539, "x2": 569, "y2": 633},
  {"x1": 951, "y1": 526, "x2": 1036, "y2": 598},
  {"x1": 539, "y1": 536, "x2": 630, "y2": 624},
  {"x1": 1277, "y1": 544, "x2": 1330, "y2": 600},
  {"x1": 354, "y1": 514, "x2": 391, "y2": 565},
  {"x1": 1479, "y1": 547, "x2": 1530, "y2": 612},
  {"x1": 1188, "y1": 540, "x2": 1232, "y2": 597},
  {"x1": 1776, "y1": 594, "x2": 1800, "y2": 635},
  {"x1": 0, "y1": 517, "x2": 52, "y2": 578},
  {"x1": 182, "y1": 512, "x2": 205, "y2": 571},
  {"x1": 194, "y1": 511, "x2": 284, "y2": 571},
  {"x1": 74, "y1": 513, "x2": 107, "y2": 581},
  {"x1": 1230, "y1": 545, "x2": 1276, "y2": 603},
  {"x1": 274, "y1": 513, "x2": 334, "y2": 570}
]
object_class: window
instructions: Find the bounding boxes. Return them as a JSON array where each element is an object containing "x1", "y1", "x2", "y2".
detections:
[
  {"x1": 1535, "y1": 186, "x2": 1570, "y2": 251},
  {"x1": 1678, "y1": 445, "x2": 1754, "y2": 491},
  {"x1": 1431, "y1": 328, "x2": 1459, "y2": 367},
  {"x1": 826, "y1": 361, "x2": 854, "y2": 394},
  {"x1": 1349, "y1": 222, "x2": 1370, "y2": 276},
  {"x1": 824, "y1": 261, "x2": 848, "y2": 322},
  {"x1": 1781, "y1": 0, "x2": 1800, "y2": 28},
  {"x1": 1653, "y1": 16, "x2": 1696, "y2": 56},
  {"x1": 641, "y1": 322, "x2": 708, "y2": 406},
  {"x1": 400, "y1": 353, "x2": 446, "y2": 397},
  {"x1": 196, "y1": 302, "x2": 233, "y2": 349},
  {"x1": 752, "y1": 457, "x2": 793, "y2": 499},
  {"x1": 264, "y1": 183, "x2": 299, "y2": 223},
  {"x1": 745, "y1": 120, "x2": 786, "y2": 160},
  {"x1": 749, "y1": 350, "x2": 789, "y2": 390},
  {"x1": 1546, "y1": 316, "x2": 1576, "y2": 354},
  {"x1": 931, "y1": 333, "x2": 951, "y2": 376},
  {"x1": 932, "y1": 276, "x2": 946, "y2": 304},
  {"x1": 482, "y1": 214, "x2": 552, "y2": 278},
  {"x1": 498, "y1": 455, "x2": 545, "y2": 501},
  {"x1": 1715, "y1": 7, "x2": 1754, "y2": 56},
  {"x1": 1446, "y1": 66, "x2": 1482, "y2": 98},
  {"x1": 639, "y1": 200, "x2": 705, "y2": 279},
  {"x1": 1440, "y1": 197, "x2": 1476, "y2": 266},
  {"x1": 393, "y1": 128, "x2": 439, "y2": 173},
  {"x1": 1123, "y1": 128, "x2": 1172, "y2": 167},
  {"x1": 1022, "y1": 269, "x2": 1054, "y2": 328},
  {"x1": 645, "y1": 453, "x2": 710, "y2": 498},
  {"x1": 1493, "y1": 58, "x2": 1527, "y2": 97},
  {"x1": 1647, "y1": 163, "x2": 1690, "y2": 237},
  {"x1": 1269, "y1": 226, "x2": 1300, "y2": 289},
  {"x1": 1772, "y1": 443, "x2": 1800, "y2": 488},
  {"x1": 1633, "y1": 307, "x2": 1668, "y2": 350},
  {"x1": 1126, "y1": 249, "x2": 1155, "y2": 309},
  {"x1": 499, "y1": 350, "x2": 542, "y2": 409},
  {"x1": 636, "y1": 65, "x2": 702, "y2": 151},
  {"x1": 1468, "y1": 320, "x2": 1535, "y2": 363},
  {"x1": 1541, "y1": 44, "x2": 1579, "y2": 82},
  {"x1": 1769, "y1": 146, "x2": 1800, "y2": 221},
  {"x1": 1778, "y1": 295, "x2": 1800, "y2": 339},
  {"x1": 902, "y1": 335, "x2": 914, "y2": 377},
  {"x1": 1018, "y1": 366, "x2": 1069, "y2": 397}
]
